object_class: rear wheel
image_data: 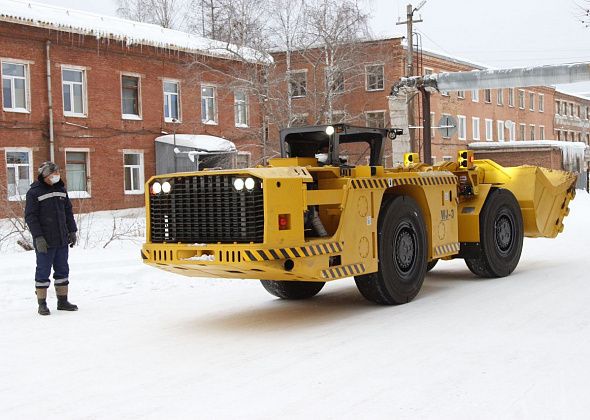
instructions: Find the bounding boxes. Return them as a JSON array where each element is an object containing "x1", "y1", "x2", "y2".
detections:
[
  {"x1": 465, "y1": 188, "x2": 524, "y2": 278},
  {"x1": 355, "y1": 196, "x2": 428, "y2": 305},
  {"x1": 260, "y1": 280, "x2": 325, "y2": 300}
]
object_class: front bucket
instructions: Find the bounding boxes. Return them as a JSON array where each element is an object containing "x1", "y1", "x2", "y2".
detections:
[{"x1": 502, "y1": 166, "x2": 577, "y2": 238}]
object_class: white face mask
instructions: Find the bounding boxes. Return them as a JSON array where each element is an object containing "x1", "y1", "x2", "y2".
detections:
[{"x1": 49, "y1": 174, "x2": 61, "y2": 184}]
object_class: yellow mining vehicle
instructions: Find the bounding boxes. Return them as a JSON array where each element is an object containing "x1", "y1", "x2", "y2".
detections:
[{"x1": 141, "y1": 124, "x2": 576, "y2": 304}]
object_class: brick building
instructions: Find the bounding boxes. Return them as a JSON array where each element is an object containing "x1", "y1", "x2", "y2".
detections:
[
  {"x1": 554, "y1": 90, "x2": 590, "y2": 143},
  {"x1": 0, "y1": 0, "x2": 266, "y2": 218}
]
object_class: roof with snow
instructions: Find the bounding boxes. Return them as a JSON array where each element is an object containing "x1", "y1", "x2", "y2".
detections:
[
  {"x1": 0, "y1": 0, "x2": 272, "y2": 64},
  {"x1": 155, "y1": 134, "x2": 236, "y2": 153}
]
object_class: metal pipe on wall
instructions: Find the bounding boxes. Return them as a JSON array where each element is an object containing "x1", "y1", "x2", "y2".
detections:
[{"x1": 45, "y1": 40, "x2": 55, "y2": 162}]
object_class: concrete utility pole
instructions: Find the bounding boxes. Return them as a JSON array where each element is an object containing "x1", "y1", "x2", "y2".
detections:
[{"x1": 397, "y1": 2, "x2": 425, "y2": 155}]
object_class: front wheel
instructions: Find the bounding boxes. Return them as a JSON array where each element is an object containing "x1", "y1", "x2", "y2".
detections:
[
  {"x1": 355, "y1": 196, "x2": 428, "y2": 305},
  {"x1": 260, "y1": 280, "x2": 325, "y2": 300},
  {"x1": 465, "y1": 188, "x2": 524, "y2": 278}
]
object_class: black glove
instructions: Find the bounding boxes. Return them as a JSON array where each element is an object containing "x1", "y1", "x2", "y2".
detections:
[
  {"x1": 68, "y1": 232, "x2": 77, "y2": 248},
  {"x1": 35, "y1": 236, "x2": 48, "y2": 254}
]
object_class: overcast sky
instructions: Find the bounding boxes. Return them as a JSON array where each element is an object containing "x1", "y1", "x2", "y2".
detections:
[{"x1": 33, "y1": 0, "x2": 590, "y2": 93}]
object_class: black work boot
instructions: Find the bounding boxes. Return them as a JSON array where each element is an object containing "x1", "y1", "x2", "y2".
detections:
[
  {"x1": 55, "y1": 285, "x2": 78, "y2": 311},
  {"x1": 36, "y1": 289, "x2": 50, "y2": 316}
]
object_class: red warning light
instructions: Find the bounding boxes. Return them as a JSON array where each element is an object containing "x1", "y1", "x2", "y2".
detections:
[{"x1": 278, "y1": 214, "x2": 290, "y2": 230}]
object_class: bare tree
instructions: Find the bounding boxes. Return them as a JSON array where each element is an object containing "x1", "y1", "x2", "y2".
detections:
[{"x1": 116, "y1": 0, "x2": 188, "y2": 29}]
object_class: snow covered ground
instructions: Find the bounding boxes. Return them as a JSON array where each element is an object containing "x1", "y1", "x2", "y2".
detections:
[{"x1": 1, "y1": 194, "x2": 590, "y2": 419}]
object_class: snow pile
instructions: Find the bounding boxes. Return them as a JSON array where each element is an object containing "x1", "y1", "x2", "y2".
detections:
[
  {"x1": 183, "y1": 254, "x2": 215, "y2": 262},
  {"x1": 156, "y1": 134, "x2": 236, "y2": 152},
  {"x1": 0, "y1": 0, "x2": 271, "y2": 63}
]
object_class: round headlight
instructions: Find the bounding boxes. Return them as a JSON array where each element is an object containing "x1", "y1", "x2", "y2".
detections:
[
  {"x1": 152, "y1": 182, "x2": 162, "y2": 194},
  {"x1": 325, "y1": 125, "x2": 335, "y2": 135},
  {"x1": 233, "y1": 178, "x2": 245, "y2": 191},
  {"x1": 162, "y1": 181, "x2": 172, "y2": 193},
  {"x1": 245, "y1": 177, "x2": 256, "y2": 191}
]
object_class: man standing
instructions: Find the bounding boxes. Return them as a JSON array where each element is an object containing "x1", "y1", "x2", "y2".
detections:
[{"x1": 25, "y1": 161, "x2": 78, "y2": 315}]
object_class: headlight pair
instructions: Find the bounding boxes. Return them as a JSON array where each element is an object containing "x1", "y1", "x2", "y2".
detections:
[
  {"x1": 151, "y1": 181, "x2": 172, "y2": 194},
  {"x1": 234, "y1": 177, "x2": 256, "y2": 191}
]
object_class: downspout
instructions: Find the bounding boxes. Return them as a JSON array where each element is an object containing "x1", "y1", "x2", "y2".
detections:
[{"x1": 46, "y1": 40, "x2": 55, "y2": 162}]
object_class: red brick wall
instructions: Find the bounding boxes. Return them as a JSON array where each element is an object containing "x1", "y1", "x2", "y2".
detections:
[{"x1": 0, "y1": 21, "x2": 263, "y2": 217}]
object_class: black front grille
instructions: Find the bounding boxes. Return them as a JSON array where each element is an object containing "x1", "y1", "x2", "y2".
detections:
[{"x1": 150, "y1": 175, "x2": 264, "y2": 243}]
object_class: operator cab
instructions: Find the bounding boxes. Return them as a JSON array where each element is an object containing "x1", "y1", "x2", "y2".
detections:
[{"x1": 280, "y1": 124, "x2": 401, "y2": 167}]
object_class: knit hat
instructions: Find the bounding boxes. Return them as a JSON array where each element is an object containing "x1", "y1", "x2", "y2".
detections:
[{"x1": 38, "y1": 161, "x2": 60, "y2": 178}]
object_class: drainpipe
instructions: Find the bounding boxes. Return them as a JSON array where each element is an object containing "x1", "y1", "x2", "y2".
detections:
[{"x1": 46, "y1": 40, "x2": 55, "y2": 162}]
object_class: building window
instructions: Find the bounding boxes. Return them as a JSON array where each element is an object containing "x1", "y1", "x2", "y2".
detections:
[
  {"x1": 485, "y1": 119, "x2": 493, "y2": 141},
  {"x1": 529, "y1": 92, "x2": 535, "y2": 111},
  {"x1": 236, "y1": 151, "x2": 251, "y2": 169},
  {"x1": 234, "y1": 90, "x2": 248, "y2": 127},
  {"x1": 538, "y1": 94, "x2": 544, "y2": 112},
  {"x1": 123, "y1": 152, "x2": 144, "y2": 194},
  {"x1": 62, "y1": 67, "x2": 86, "y2": 117},
  {"x1": 497, "y1": 120, "x2": 505, "y2": 142},
  {"x1": 471, "y1": 90, "x2": 479, "y2": 102},
  {"x1": 291, "y1": 114, "x2": 308, "y2": 127},
  {"x1": 289, "y1": 71, "x2": 307, "y2": 98},
  {"x1": 163, "y1": 80, "x2": 180, "y2": 122},
  {"x1": 569, "y1": 103, "x2": 574, "y2": 116},
  {"x1": 577, "y1": 105, "x2": 581, "y2": 118},
  {"x1": 326, "y1": 68, "x2": 344, "y2": 94},
  {"x1": 484, "y1": 89, "x2": 491, "y2": 103},
  {"x1": 442, "y1": 156, "x2": 452, "y2": 162},
  {"x1": 457, "y1": 90, "x2": 465, "y2": 99},
  {"x1": 562, "y1": 102, "x2": 568, "y2": 115},
  {"x1": 555, "y1": 100, "x2": 560, "y2": 115},
  {"x1": 529, "y1": 124, "x2": 535, "y2": 141},
  {"x1": 65, "y1": 151, "x2": 89, "y2": 198},
  {"x1": 519, "y1": 123, "x2": 526, "y2": 140},
  {"x1": 365, "y1": 64, "x2": 384, "y2": 91},
  {"x1": 539, "y1": 125, "x2": 545, "y2": 140},
  {"x1": 508, "y1": 88, "x2": 514, "y2": 107},
  {"x1": 518, "y1": 90, "x2": 525, "y2": 109},
  {"x1": 2, "y1": 61, "x2": 29, "y2": 112},
  {"x1": 497, "y1": 89, "x2": 504, "y2": 106},
  {"x1": 472, "y1": 117, "x2": 480, "y2": 141},
  {"x1": 201, "y1": 85, "x2": 217, "y2": 124},
  {"x1": 457, "y1": 115, "x2": 466, "y2": 140},
  {"x1": 507, "y1": 122, "x2": 515, "y2": 141},
  {"x1": 423, "y1": 68, "x2": 433, "y2": 75},
  {"x1": 441, "y1": 114, "x2": 453, "y2": 139},
  {"x1": 365, "y1": 111, "x2": 385, "y2": 128},
  {"x1": 5, "y1": 149, "x2": 32, "y2": 200},
  {"x1": 121, "y1": 75, "x2": 141, "y2": 119}
]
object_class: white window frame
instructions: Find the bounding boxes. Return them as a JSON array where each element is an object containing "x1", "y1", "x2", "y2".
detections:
[
  {"x1": 507, "y1": 122, "x2": 516, "y2": 141},
  {"x1": 538, "y1": 94, "x2": 544, "y2": 112},
  {"x1": 518, "y1": 89, "x2": 525, "y2": 109},
  {"x1": 1, "y1": 59, "x2": 31, "y2": 113},
  {"x1": 365, "y1": 63, "x2": 385, "y2": 92},
  {"x1": 442, "y1": 156, "x2": 452, "y2": 162},
  {"x1": 529, "y1": 124, "x2": 536, "y2": 141},
  {"x1": 497, "y1": 89, "x2": 504, "y2": 106},
  {"x1": 201, "y1": 84, "x2": 218, "y2": 125},
  {"x1": 555, "y1": 100, "x2": 561, "y2": 115},
  {"x1": 457, "y1": 115, "x2": 466, "y2": 140},
  {"x1": 508, "y1": 88, "x2": 514, "y2": 107},
  {"x1": 457, "y1": 90, "x2": 465, "y2": 99},
  {"x1": 472, "y1": 117, "x2": 480, "y2": 141},
  {"x1": 365, "y1": 110, "x2": 386, "y2": 128},
  {"x1": 485, "y1": 119, "x2": 493, "y2": 141},
  {"x1": 484, "y1": 89, "x2": 491, "y2": 103},
  {"x1": 234, "y1": 89, "x2": 249, "y2": 128},
  {"x1": 497, "y1": 120, "x2": 505, "y2": 142},
  {"x1": 123, "y1": 150, "x2": 144, "y2": 195},
  {"x1": 289, "y1": 70, "x2": 308, "y2": 98},
  {"x1": 519, "y1": 123, "x2": 526, "y2": 140},
  {"x1": 163, "y1": 79, "x2": 181, "y2": 123},
  {"x1": 529, "y1": 92, "x2": 535, "y2": 111},
  {"x1": 441, "y1": 113, "x2": 452, "y2": 139},
  {"x1": 121, "y1": 73, "x2": 142, "y2": 120},
  {"x1": 61, "y1": 65, "x2": 88, "y2": 118},
  {"x1": 471, "y1": 90, "x2": 479, "y2": 102},
  {"x1": 64, "y1": 148, "x2": 91, "y2": 199},
  {"x1": 5, "y1": 147, "x2": 33, "y2": 201},
  {"x1": 539, "y1": 125, "x2": 545, "y2": 140}
]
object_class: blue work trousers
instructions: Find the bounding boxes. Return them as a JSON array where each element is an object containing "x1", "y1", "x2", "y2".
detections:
[{"x1": 35, "y1": 245, "x2": 69, "y2": 289}]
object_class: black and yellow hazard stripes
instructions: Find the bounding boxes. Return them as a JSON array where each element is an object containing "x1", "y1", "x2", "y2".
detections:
[
  {"x1": 242, "y1": 242, "x2": 344, "y2": 262},
  {"x1": 433, "y1": 242, "x2": 460, "y2": 257},
  {"x1": 321, "y1": 263, "x2": 365, "y2": 279},
  {"x1": 349, "y1": 174, "x2": 457, "y2": 190}
]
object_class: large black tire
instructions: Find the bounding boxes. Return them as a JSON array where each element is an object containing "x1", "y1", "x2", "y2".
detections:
[
  {"x1": 260, "y1": 280, "x2": 325, "y2": 300},
  {"x1": 355, "y1": 196, "x2": 428, "y2": 305},
  {"x1": 465, "y1": 188, "x2": 524, "y2": 278},
  {"x1": 427, "y1": 259, "x2": 438, "y2": 272}
]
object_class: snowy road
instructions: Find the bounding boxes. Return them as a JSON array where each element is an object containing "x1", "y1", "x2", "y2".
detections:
[{"x1": 1, "y1": 196, "x2": 589, "y2": 419}]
